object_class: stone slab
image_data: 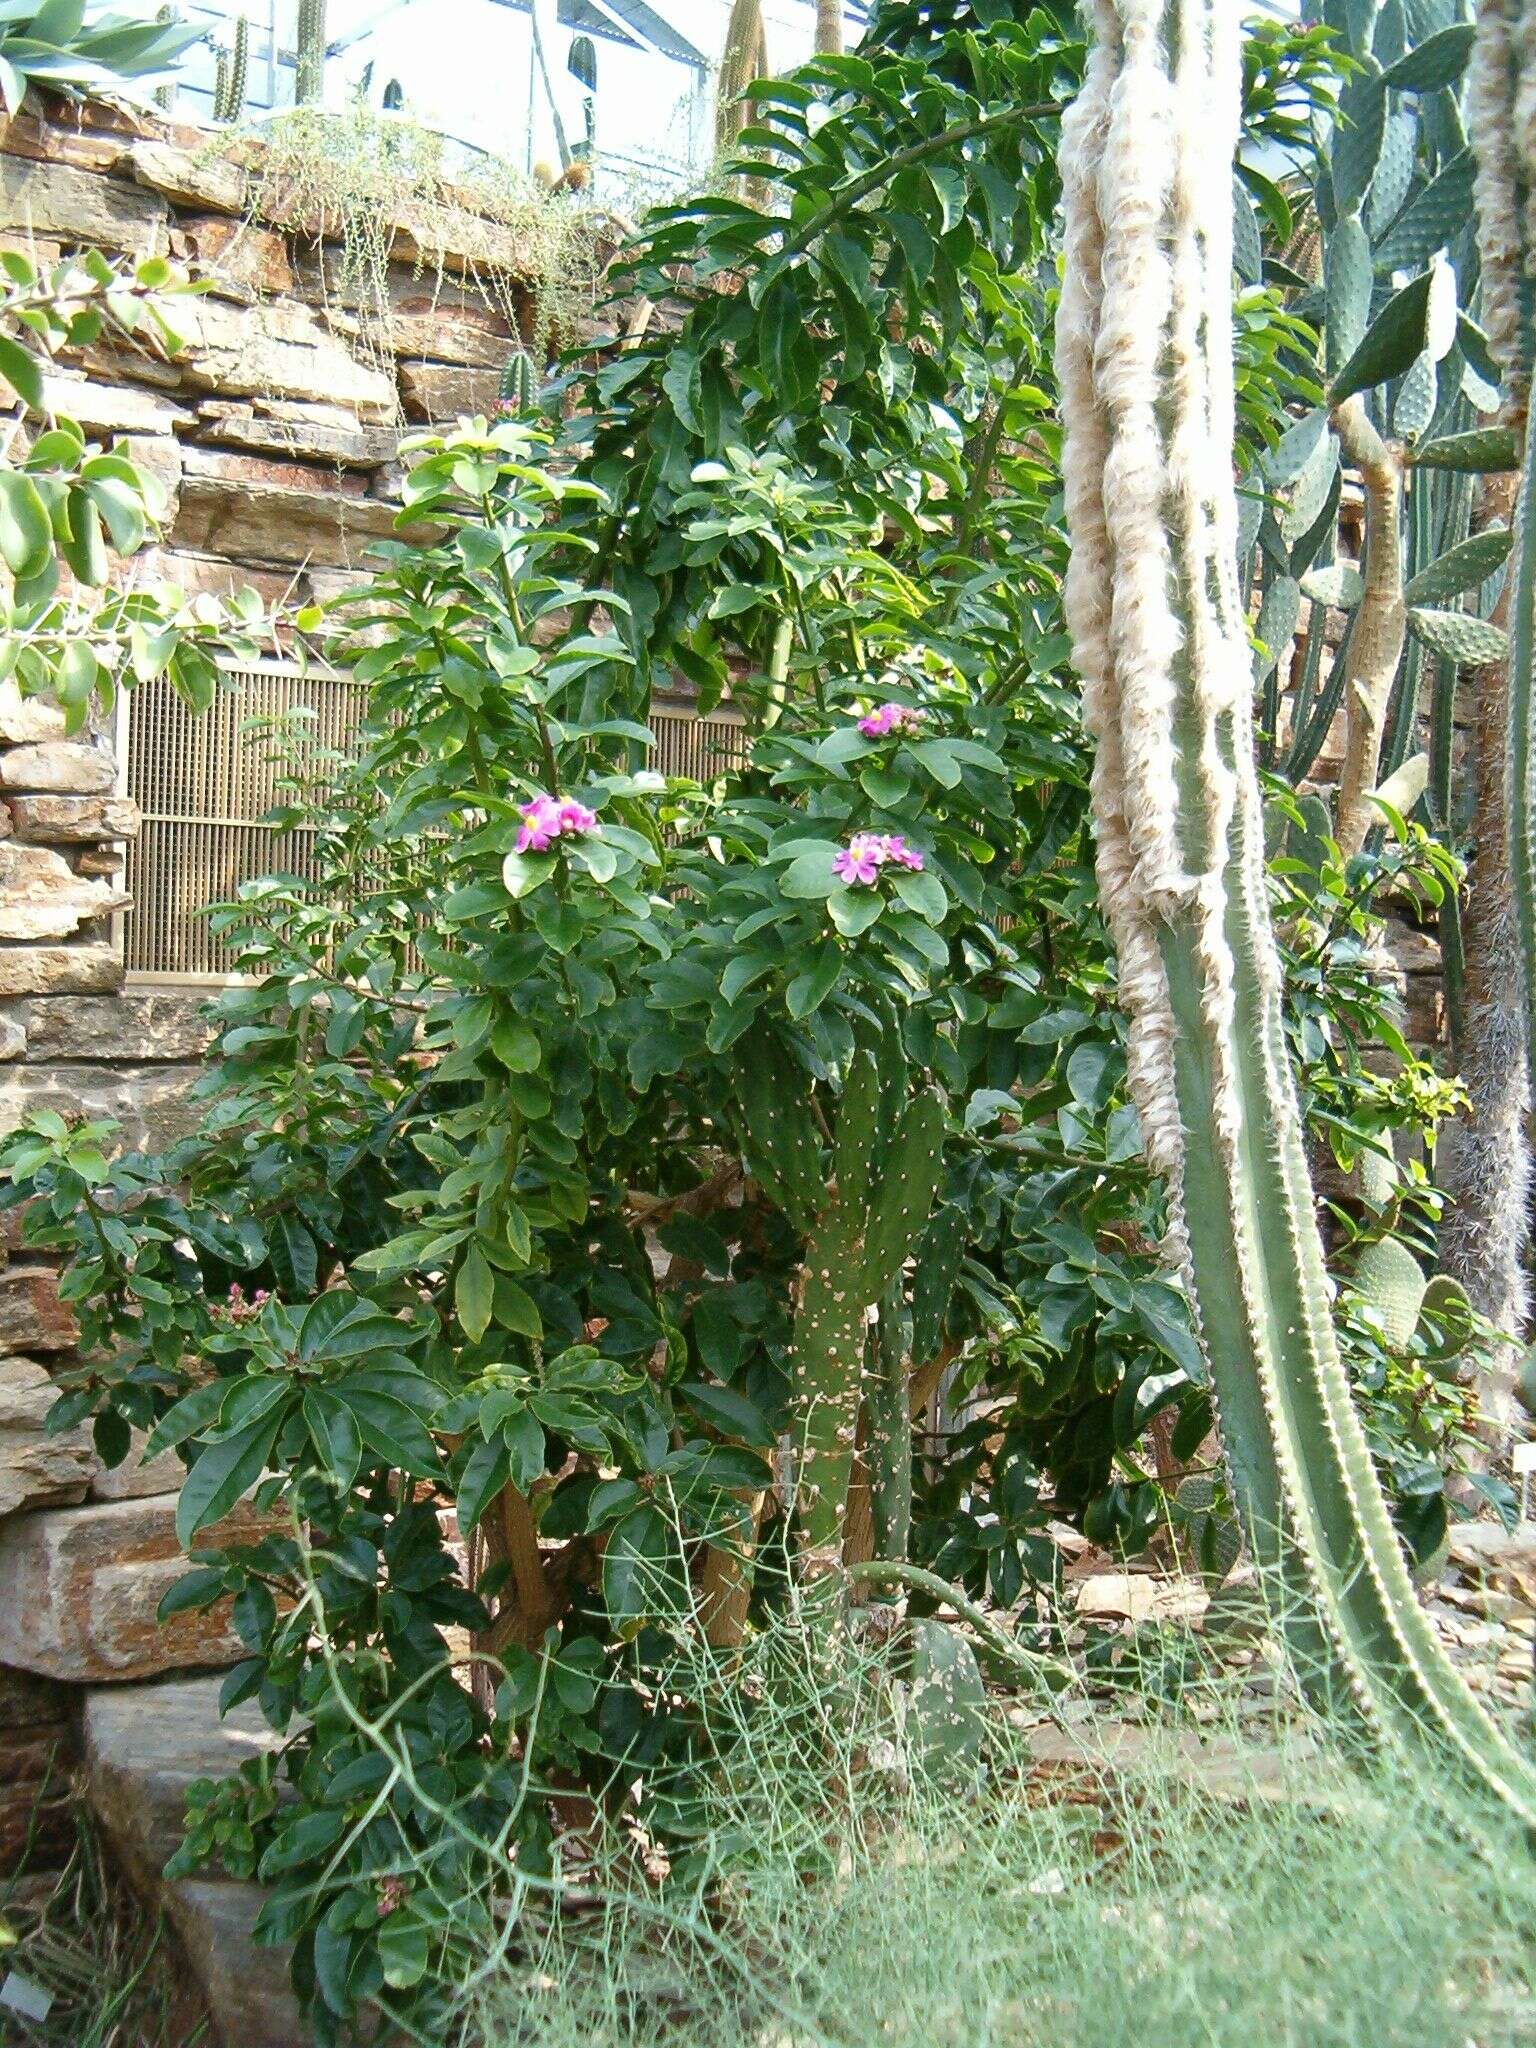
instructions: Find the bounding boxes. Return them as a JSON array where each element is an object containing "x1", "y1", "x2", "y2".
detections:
[
  {"x1": 0, "y1": 1063, "x2": 208, "y2": 1150},
  {"x1": 0, "y1": 944, "x2": 122, "y2": 996},
  {"x1": 175, "y1": 213, "x2": 294, "y2": 297},
  {"x1": 399, "y1": 358, "x2": 500, "y2": 423},
  {"x1": 0, "y1": 680, "x2": 65, "y2": 745},
  {"x1": 0, "y1": 740, "x2": 116, "y2": 795},
  {"x1": 38, "y1": 370, "x2": 191, "y2": 437},
  {"x1": 0, "y1": 155, "x2": 168, "y2": 254},
  {"x1": 169, "y1": 294, "x2": 395, "y2": 416},
  {"x1": 0, "y1": 1354, "x2": 94, "y2": 1515},
  {"x1": 193, "y1": 397, "x2": 397, "y2": 469},
  {"x1": 171, "y1": 474, "x2": 401, "y2": 571},
  {"x1": 124, "y1": 140, "x2": 248, "y2": 216},
  {"x1": 21, "y1": 991, "x2": 214, "y2": 1062},
  {"x1": 0, "y1": 1495, "x2": 267, "y2": 1681},
  {"x1": 84, "y1": 1677, "x2": 304, "y2": 2048},
  {"x1": 9, "y1": 794, "x2": 141, "y2": 844}
]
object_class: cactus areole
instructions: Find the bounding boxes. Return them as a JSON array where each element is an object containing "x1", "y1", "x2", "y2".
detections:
[{"x1": 1058, "y1": 0, "x2": 1536, "y2": 1821}]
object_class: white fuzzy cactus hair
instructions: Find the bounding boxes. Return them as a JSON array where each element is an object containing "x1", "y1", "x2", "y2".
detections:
[{"x1": 1056, "y1": 0, "x2": 1536, "y2": 1825}]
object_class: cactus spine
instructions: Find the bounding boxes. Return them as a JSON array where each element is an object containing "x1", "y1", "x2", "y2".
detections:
[
  {"x1": 1058, "y1": 0, "x2": 1536, "y2": 1822},
  {"x1": 296, "y1": 0, "x2": 326, "y2": 106},
  {"x1": 732, "y1": 1030, "x2": 943, "y2": 1580},
  {"x1": 213, "y1": 13, "x2": 249, "y2": 125}
]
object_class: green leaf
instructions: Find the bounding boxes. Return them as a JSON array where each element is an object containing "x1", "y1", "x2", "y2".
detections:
[
  {"x1": 1373, "y1": 150, "x2": 1475, "y2": 271},
  {"x1": 1406, "y1": 607, "x2": 1509, "y2": 665},
  {"x1": 456, "y1": 1246, "x2": 495, "y2": 1342},
  {"x1": 175, "y1": 1416, "x2": 280, "y2": 1546},
  {"x1": 890, "y1": 866, "x2": 948, "y2": 925},
  {"x1": 786, "y1": 943, "x2": 841, "y2": 1018},
  {"x1": 270, "y1": 1215, "x2": 318, "y2": 1296},
  {"x1": 335, "y1": 1389, "x2": 441, "y2": 1478},
  {"x1": 0, "y1": 332, "x2": 42, "y2": 409},
  {"x1": 1330, "y1": 268, "x2": 1434, "y2": 402},
  {"x1": 681, "y1": 1379, "x2": 774, "y2": 1445},
  {"x1": 377, "y1": 1912, "x2": 430, "y2": 1992},
  {"x1": 156, "y1": 1566, "x2": 227, "y2": 1621},
  {"x1": 0, "y1": 468, "x2": 52, "y2": 580},
  {"x1": 828, "y1": 888, "x2": 884, "y2": 937},
  {"x1": 779, "y1": 843, "x2": 841, "y2": 899},
  {"x1": 457, "y1": 1437, "x2": 510, "y2": 1536},
  {"x1": 143, "y1": 1379, "x2": 227, "y2": 1460},
  {"x1": 602, "y1": 1503, "x2": 687, "y2": 1629},
  {"x1": 490, "y1": 1014, "x2": 541, "y2": 1073},
  {"x1": 1403, "y1": 528, "x2": 1512, "y2": 606}
]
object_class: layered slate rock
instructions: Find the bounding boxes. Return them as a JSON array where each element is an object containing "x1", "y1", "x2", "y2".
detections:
[
  {"x1": 85, "y1": 1678, "x2": 304, "y2": 2048},
  {"x1": 0, "y1": 1356, "x2": 94, "y2": 1514},
  {"x1": 0, "y1": 1496, "x2": 259, "y2": 1681}
]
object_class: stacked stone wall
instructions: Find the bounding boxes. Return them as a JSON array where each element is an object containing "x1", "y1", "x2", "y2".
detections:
[{"x1": 0, "y1": 92, "x2": 541, "y2": 1878}]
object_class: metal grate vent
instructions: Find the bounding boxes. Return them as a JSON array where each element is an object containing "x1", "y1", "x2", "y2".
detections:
[{"x1": 123, "y1": 662, "x2": 747, "y2": 985}]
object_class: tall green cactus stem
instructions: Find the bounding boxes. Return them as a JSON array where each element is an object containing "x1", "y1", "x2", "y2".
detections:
[
  {"x1": 213, "y1": 13, "x2": 249, "y2": 125},
  {"x1": 296, "y1": 0, "x2": 326, "y2": 106},
  {"x1": 1059, "y1": 0, "x2": 1536, "y2": 1823},
  {"x1": 732, "y1": 1031, "x2": 943, "y2": 1581},
  {"x1": 715, "y1": 0, "x2": 766, "y2": 161}
]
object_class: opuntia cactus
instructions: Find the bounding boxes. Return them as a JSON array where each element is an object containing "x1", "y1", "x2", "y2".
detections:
[{"x1": 1059, "y1": 0, "x2": 1536, "y2": 1823}]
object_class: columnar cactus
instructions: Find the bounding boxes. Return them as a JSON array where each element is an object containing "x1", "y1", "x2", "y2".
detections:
[
  {"x1": 295, "y1": 0, "x2": 326, "y2": 106},
  {"x1": 1059, "y1": 0, "x2": 1536, "y2": 1822},
  {"x1": 1472, "y1": 3, "x2": 1536, "y2": 1114},
  {"x1": 213, "y1": 13, "x2": 249, "y2": 125},
  {"x1": 732, "y1": 1029, "x2": 943, "y2": 1580},
  {"x1": 715, "y1": 0, "x2": 766, "y2": 160}
]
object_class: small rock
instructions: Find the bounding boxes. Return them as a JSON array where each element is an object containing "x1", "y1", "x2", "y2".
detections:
[
  {"x1": 0, "y1": 842, "x2": 129, "y2": 940},
  {"x1": 0, "y1": 944, "x2": 121, "y2": 996},
  {"x1": 9, "y1": 794, "x2": 141, "y2": 844}
]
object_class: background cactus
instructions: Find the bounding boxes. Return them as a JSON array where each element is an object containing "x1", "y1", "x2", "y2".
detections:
[
  {"x1": 295, "y1": 0, "x2": 326, "y2": 106},
  {"x1": 731, "y1": 1026, "x2": 945, "y2": 1580},
  {"x1": 715, "y1": 0, "x2": 766, "y2": 162},
  {"x1": 213, "y1": 12, "x2": 249, "y2": 125},
  {"x1": 1059, "y1": 0, "x2": 1536, "y2": 1823}
]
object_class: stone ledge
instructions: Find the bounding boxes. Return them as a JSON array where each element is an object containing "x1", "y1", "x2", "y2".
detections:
[
  {"x1": 0, "y1": 1062, "x2": 209, "y2": 1150},
  {"x1": 0, "y1": 944, "x2": 122, "y2": 996},
  {"x1": 21, "y1": 990, "x2": 215, "y2": 1062},
  {"x1": 0, "y1": 841, "x2": 130, "y2": 941},
  {"x1": 9, "y1": 794, "x2": 141, "y2": 845},
  {"x1": 0, "y1": 740, "x2": 116, "y2": 796},
  {"x1": 0, "y1": 1495, "x2": 269, "y2": 1681},
  {"x1": 171, "y1": 474, "x2": 402, "y2": 571}
]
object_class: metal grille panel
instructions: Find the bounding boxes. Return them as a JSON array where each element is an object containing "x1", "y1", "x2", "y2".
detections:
[{"x1": 124, "y1": 663, "x2": 747, "y2": 985}]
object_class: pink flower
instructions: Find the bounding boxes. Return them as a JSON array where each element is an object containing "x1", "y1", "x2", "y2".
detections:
[
  {"x1": 833, "y1": 832, "x2": 885, "y2": 886},
  {"x1": 881, "y1": 835, "x2": 925, "y2": 871},
  {"x1": 857, "y1": 702, "x2": 923, "y2": 740},
  {"x1": 516, "y1": 792, "x2": 599, "y2": 854}
]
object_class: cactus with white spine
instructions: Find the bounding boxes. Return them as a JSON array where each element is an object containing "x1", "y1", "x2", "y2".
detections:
[
  {"x1": 1471, "y1": 1, "x2": 1536, "y2": 1241},
  {"x1": 1058, "y1": 0, "x2": 1536, "y2": 1822},
  {"x1": 732, "y1": 1027, "x2": 944, "y2": 1580}
]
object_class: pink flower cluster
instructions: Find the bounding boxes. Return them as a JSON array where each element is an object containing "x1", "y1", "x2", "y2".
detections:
[
  {"x1": 832, "y1": 832, "x2": 926, "y2": 887},
  {"x1": 516, "y1": 793, "x2": 599, "y2": 854},
  {"x1": 857, "y1": 701, "x2": 925, "y2": 740},
  {"x1": 214, "y1": 1282, "x2": 271, "y2": 1327}
]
